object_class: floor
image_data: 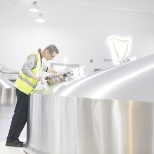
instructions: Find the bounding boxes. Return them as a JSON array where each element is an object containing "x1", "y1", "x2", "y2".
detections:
[{"x1": 0, "y1": 105, "x2": 26, "y2": 154}]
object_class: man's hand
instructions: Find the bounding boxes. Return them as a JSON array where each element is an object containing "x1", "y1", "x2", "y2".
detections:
[
  {"x1": 33, "y1": 75, "x2": 42, "y2": 81},
  {"x1": 47, "y1": 68, "x2": 58, "y2": 74}
]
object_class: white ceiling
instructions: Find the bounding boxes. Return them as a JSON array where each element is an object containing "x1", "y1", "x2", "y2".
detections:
[
  {"x1": 1, "y1": 0, "x2": 154, "y2": 14},
  {"x1": 0, "y1": 0, "x2": 154, "y2": 25}
]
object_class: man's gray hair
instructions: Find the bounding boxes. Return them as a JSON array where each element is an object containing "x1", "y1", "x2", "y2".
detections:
[{"x1": 45, "y1": 44, "x2": 59, "y2": 54}]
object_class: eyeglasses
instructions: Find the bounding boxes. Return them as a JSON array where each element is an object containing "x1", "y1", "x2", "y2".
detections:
[{"x1": 50, "y1": 54, "x2": 55, "y2": 58}]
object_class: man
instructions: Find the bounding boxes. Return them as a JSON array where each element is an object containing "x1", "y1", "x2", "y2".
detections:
[{"x1": 6, "y1": 44, "x2": 59, "y2": 147}]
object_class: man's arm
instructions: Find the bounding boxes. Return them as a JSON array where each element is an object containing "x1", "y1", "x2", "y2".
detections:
[
  {"x1": 47, "y1": 68, "x2": 58, "y2": 74},
  {"x1": 22, "y1": 55, "x2": 41, "y2": 81}
]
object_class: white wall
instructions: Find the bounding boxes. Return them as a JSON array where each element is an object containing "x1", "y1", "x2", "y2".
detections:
[{"x1": 0, "y1": 2, "x2": 154, "y2": 73}]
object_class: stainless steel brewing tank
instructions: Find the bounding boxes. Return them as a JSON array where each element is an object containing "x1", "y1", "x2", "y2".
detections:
[
  {"x1": 24, "y1": 97, "x2": 154, "y2": 154},
  {"x1": 54, "y1": 54, "x2": 154, "y2": 102},
  {"x1": 24, "y1": 54, "x2": 154, "y2": 154},
  {"x1": 0, "y1": 77, "x2": 16, "y2": 105}
]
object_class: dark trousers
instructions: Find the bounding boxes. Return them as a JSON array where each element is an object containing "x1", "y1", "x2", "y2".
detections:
[{"x1": 7, "y1": 88, "x2": 29, "y2": 142}]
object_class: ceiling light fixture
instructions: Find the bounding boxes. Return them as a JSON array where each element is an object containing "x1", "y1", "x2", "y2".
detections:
[
  {"x1": 29, "y1": 1, "x2": 40, "y2": 12},
  {"x1": 35, "y1": 14, "x2": 45, "y2": 22}
]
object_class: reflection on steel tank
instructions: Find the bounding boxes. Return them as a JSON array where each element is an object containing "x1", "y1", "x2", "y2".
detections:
[
  {"x1": 24, "y1": 54, "x2": 154, "y2": 154},
  {"x1": 54, "y1": 54, "x2": 154, "y2": 102},
  {"x1": 0, "y1": 77, "x2": 16, "y2": 105}
]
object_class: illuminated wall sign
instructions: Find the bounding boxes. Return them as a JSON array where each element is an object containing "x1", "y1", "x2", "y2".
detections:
[{"x1": 107, "y1": 36, "x2": 131, "y2": 64}]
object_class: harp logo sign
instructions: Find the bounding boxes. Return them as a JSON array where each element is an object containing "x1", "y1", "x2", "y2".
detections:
[{"x1": 107, "y1": 36, "x2": 131, "y2": 64}]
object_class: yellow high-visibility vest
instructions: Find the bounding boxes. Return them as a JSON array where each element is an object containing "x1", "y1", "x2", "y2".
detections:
[{"x1": 14, "y1": 51, "x2": 41, "y2": 95}]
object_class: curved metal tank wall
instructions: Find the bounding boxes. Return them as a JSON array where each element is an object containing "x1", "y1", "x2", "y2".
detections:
[
  {"x1": 24, "y1": 54, "x2": 154, "y2": 154},
  {"x1": 54, "y1": 54, "x2": 154, "y2": 102},
  {"x1": 0, "y1": 77, "x2": 16, "y2": 105}
]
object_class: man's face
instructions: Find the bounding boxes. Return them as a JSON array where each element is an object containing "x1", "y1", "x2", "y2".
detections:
[{"x1": 45, "y1": 50, "x2": 57, "y2": 61}]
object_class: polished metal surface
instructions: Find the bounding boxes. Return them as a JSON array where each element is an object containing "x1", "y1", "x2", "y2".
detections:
[
  {"x1": 24, "y1": 54, "x2": 154, "y2": 154},
  {"x1": 0, "y1": 77, "x2": 16, "y2": 105},
  {"x1": 1, "y1": 68, "x2": 19, "y2": 81},
  {"x1": 0, "y1": 68, "x2": 19, "y2": 105},
  {"x1": 24, "y1": 96, "x2": 154, "y2": 154},
  {"x1": 54, "y1": 54, "x2": 154, "y2": 102}
]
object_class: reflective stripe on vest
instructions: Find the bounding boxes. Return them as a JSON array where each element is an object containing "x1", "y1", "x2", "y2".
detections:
[{"x1": 18, "y1": 74, "x2": 36, "y2": 89}]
